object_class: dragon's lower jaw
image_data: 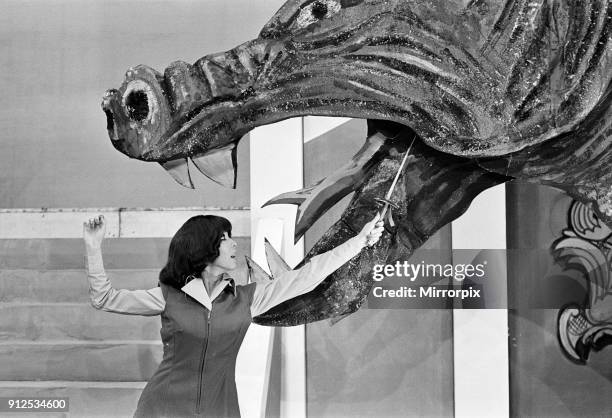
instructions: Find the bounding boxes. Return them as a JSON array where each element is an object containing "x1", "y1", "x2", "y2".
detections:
[{"x1": 253, "y1": 120, "x2": 509, "y2": 327}]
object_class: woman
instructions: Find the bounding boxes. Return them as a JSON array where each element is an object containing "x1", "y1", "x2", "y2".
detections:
[{"x1": 84, "y1": 213, "x2": 383, "y2": 418}]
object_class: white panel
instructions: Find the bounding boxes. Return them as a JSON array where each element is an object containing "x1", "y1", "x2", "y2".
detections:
[
  {"x1": 120, "y1": 209, "x2": 249, "y2": 237},
  {"x1": 0, "y1": 208, "x2": 249, "y2": 238},
  {"x1": 236, "y1": 218, "x2": 282, "y2": 418},
  {"x1": 279, "y1": 322, "x2": 306, "y2": 418},
  {"x1": 451, "y1": 184, "x2": 509, "y2": 418},
  {"x1": 452, "y1": 185, "x2": 506, "y2": 249},
  {"x1": 303, "y1": 116, "x2": 352, "y2": 143},
  {"x1": 247, "y1": 118, "x2": 306, "y2": 418}
]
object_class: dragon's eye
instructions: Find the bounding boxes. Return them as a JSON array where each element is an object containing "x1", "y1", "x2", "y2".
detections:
[
  {"x1": 312, "y1": 1, "x2": 328, "y2": 19},
  {"x1": 296, "y1": 0, "x2": 341, "y2": 29}
]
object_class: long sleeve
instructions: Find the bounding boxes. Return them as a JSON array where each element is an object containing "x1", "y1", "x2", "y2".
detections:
[
  {"x1": 250, "y1": 235, "x2": 365, "y2": 317},
  {"x1": 86, "y1": 247, "x2": 165, "y2": 316}
]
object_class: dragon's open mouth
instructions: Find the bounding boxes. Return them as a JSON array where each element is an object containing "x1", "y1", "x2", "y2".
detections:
[{"x1": 100, "y1": 0, "x2": 612, "y2": 326}]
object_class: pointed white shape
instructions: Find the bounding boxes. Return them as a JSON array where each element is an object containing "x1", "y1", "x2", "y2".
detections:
[
  {"x1": 160, "y1": 158, "x2": 194, "y2": 189},
  {"x1": 191, "y1": 143, "x2": 238, "y2": 188},
  {"x1": 245, "y1": 255, "x2": 273, "y2": 284},
  {"x1": 264, "y1": 238, "x2": 290, "y2": 278}
]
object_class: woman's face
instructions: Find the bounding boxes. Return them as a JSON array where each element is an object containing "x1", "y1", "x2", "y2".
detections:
[{"x1": 208, "y1": 232, "x2": 238, "y2": 272}]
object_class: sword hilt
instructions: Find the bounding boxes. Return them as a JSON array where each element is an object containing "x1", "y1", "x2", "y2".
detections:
[
  {"x1": 374, "y1": 197, "x2": 398, "y2": 219},
  {"x1": 374, "y1": 197, "x2": 399, "y2": 209},
  {"x1": 373, "y1": 135, "x2": 415, "y2": 234}
]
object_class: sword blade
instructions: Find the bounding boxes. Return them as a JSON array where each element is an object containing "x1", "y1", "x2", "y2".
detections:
[
  {"x1": 384, "y1": 134, "x2": 416, "y2": 200},
  {"x1": 379, "y1": 135, "x2": 416, "y2": 219}
]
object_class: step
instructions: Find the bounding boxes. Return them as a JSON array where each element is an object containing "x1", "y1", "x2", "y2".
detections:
[
  {"x1": 0, "y1": 264, "x2": 248, "y2": 302},
  {"x1": 0, "y1": 269, "x2": 161, "y2": 303},
  {"x1": 0, "y1": 341, "x2": 162, "y2": 381},
  {"x1": 0, "y1": 237, "x2": 250, "y2": 270},
  {"x1": 0, "y1": 381, "x2": 145, "y2": 417},
  {"x1": 0, "y1": 304, "x2": 161, "y2": 341},
  {"x1": 0, "y1": 238, "x2": 170, "y2": 270}
]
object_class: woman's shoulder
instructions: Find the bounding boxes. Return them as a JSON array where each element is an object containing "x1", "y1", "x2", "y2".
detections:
[{"x1": 158, "y1": 281, "x2": 177, "y2": 298}]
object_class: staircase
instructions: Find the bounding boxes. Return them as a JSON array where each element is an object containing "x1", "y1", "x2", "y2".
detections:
[{"x1": 0, "y1": 237, "x2": 170, "y2": 417}]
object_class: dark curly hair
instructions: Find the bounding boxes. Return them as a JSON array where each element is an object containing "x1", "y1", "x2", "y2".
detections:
[{"x1": 159, "y1": 215, "x2": 232, "y2": 290}]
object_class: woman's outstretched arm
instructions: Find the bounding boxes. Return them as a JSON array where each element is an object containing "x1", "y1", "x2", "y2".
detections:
[
  {"x1": 250, "y1": 214, "x2": 384, "y2": 317},
  {"x1": 84, "y1": 215, "x2": 165, "y2": 316}
]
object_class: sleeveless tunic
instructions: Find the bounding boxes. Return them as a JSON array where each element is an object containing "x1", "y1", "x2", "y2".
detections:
[{"x1": 134, "y1": 281, "x2": 257, "y2": 418}]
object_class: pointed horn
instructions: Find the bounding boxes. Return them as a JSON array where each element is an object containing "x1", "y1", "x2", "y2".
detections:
[
  {"x1": 191, "y1": 143, "x2": 238, "y2": 189},
  {"x1": 245, "y1": 256, "x2": 273, "y2": 284},
  {"x1": 262, "y1": 183, "x2": 320, "y2": 244},
  {"x1": 262, "y1": 182, "x2": 320, "y2": 206},
  {"x1": 160, "y1": 158, "x2": 194, "y2": 189},
  {"x1": 263, "y1": 180, "x2": 345, "y2": 244},
  {"x1": 261, "y1": 133, "x2": 388, "y2": 243},
  {"x1": 264, "y1": 238, "x2": 290, "y2": 278}
]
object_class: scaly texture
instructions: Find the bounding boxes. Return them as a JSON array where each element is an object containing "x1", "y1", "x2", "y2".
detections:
[{"x1": 101, "y1": 1, "x2": 612, "y2": 325}]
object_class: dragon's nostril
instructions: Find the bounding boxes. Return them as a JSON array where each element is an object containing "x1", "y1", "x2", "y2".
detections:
[
  {"x1": 125, "y1": 90, "x2": 149, "y2": 122},
  {"x1": 104, "y1": 109, "x2": 115, "y2": 132}
]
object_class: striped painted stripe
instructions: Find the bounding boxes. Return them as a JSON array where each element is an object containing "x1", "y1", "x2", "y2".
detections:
[
  {"x1": 0, "y1": 381, "x2": 147, "y2": 388},
  {"x1": 0, "y1": 208, "x2": 250, "y2": 238}
]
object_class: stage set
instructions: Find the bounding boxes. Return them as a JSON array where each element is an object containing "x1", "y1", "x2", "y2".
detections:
[{"x1": 1, "y1": 1, "x2": 611, "y2": 417}]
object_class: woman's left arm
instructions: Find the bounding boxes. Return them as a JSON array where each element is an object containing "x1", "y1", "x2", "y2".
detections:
[{"x1": 250, "y1": 215, "x2": 384, "y2": 317}]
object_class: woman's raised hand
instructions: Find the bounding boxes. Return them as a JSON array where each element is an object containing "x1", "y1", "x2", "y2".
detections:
[
  {"x1": 83, "y1": 215, "x2": 106, "y2": 250},
  {"x1": 358, "y1": 213, "x2": 385, "y2": 247}
]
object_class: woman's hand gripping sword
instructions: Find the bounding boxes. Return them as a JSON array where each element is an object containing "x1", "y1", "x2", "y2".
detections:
[{"x1": 373, "y1": 136, "x2": 416, "y2": 233}]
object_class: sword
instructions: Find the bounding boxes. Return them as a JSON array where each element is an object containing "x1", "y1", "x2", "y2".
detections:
[{"x1": 374, "y1": 134, "x2": 416, "y2": 223}]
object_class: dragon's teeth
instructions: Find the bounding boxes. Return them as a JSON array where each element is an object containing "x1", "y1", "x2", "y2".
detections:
[
  {"x1": 190, "y1": 142, "x2": 238, "y2": 189},
  {"x1": 160, "y1": 158, "x2": 194, "y2": 189}
]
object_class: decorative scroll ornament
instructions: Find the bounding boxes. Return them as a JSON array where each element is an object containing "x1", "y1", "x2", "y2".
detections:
[{"x1": 555, "y1": 201, "x2": 612, "y2": 364}]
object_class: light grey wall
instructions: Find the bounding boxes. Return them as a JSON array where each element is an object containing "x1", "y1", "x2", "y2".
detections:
[{"x1": 0, "y1": 0, "x2": 283, "y2": 208}]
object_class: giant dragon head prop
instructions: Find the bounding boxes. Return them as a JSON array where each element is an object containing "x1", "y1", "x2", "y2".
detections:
[{"x1": 102, "y1": 0, "x2": 612, "y2": 326}]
